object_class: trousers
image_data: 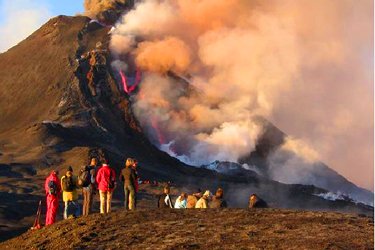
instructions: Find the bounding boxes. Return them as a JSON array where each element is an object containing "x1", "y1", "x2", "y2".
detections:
[{"x1": 99, "y1": 190, "x2": 112, "y2": 214}]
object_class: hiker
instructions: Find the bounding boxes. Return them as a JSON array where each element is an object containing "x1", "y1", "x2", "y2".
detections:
[
  {"x1": 120, "y1": 158, "x2": 137, "y2": 210},
  {"x1": 158, "y1": 185, "x2": 173, "y2": 208},
  {"x1": 96, "y1": 160, "x2": 116, "y2": 214},
  {"x1": 195, "y1": 190, "x2": 211, "y2": 208},
  {"x1": 61, "y1": 166, "x2": 80, "y2": 219},
  {"x1": 79, "y1": 158, "x2": 97, "y2": 216},
  {"x1": 187, "y1": 189, "x2": 202, "y2": 208},
  {"x1": 174, "y1": 192, "x2": 188, "y2": 209},
  {"x1": 209, "y1": 188, "x2": 227, "y2": 208},
  {"x1": 44, "y1": 170, "x2": 61, "y2": 225},
  {"x1": 248, "y1": 194, "x2": 268, "y2": 208}
]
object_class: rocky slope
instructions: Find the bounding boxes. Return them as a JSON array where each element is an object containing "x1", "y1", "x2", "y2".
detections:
[{"x1": 1, "y1": 208, "x2": 373, "y2": 250}]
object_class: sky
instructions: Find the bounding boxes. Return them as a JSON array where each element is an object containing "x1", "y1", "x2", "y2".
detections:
[{"x1": 0, "y1": 0, "x2": 84, "y2": 52}]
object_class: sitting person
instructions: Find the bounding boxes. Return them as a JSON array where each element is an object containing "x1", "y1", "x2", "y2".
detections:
[
  {"x1": 195, "y1": 190, "x2": 211, "y2": 208},
  {"x1": 174, "y1": 192, "x2": 188, "y2": 208},
  {"x1": 209, "y1": 188, "x2": 227, "y2": 208},
  {"x1": 248, "y1": 193, "x2": 268, "y2": 208},
  {"x1": 187, "y1": 189, "x2": 202, "y2": 208},
  {"x1": 158, "y1": 185, "x2": 173, "y2": 208}
]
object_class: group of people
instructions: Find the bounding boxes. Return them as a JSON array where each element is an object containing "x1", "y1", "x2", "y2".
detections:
[
  {"x1": 44, "y1": 157, "x2": 268, "y2": 226},
  {"x1": 157, "y1": 185, "x2": 268, "y2": 210},
  {"x1": 157, "y1": 186, "x2": 228, "y2": 209},
  {"x1": 44, "y1": 157, "x2": 138, "y2": 226}
]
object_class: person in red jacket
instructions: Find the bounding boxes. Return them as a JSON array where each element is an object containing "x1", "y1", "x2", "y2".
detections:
[
  {"x1": 95, "y1": 160, "x2": 116, "y2": 214},
  {"x1": 44, "y1": 170, "x2": 61, "y2": 226}
]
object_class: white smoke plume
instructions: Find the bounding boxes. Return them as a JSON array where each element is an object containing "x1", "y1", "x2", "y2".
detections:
[{"x1": 109, "y1": 0, "x2": 373, "y2": 191}]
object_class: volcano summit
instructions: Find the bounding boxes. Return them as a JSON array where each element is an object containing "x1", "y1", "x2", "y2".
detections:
[{"x1": 0, "y1": 0, "x2": 373, "y2": 246}]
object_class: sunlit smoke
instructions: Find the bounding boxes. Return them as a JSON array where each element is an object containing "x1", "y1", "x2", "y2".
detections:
[{"x1": 109, "y1": 0, "x2": 373, "y2": 190}]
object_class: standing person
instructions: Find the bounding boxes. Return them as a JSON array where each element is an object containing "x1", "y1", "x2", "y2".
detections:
[
  {"x1": 96, "y1": 160, "x2": 116, "y2": 214},
  {"x1": 61, "y1": 166, "x2": 80, "y2": 219},
  {"x1": 44, "y1": 170, "x2": 61, "y2": 225},
  {"x1": 209, "y1": 188, "x2": 227, "y2": 208},
  {"x1": 195, "y1": 190, "x2": 211, "y2": 208},
  {"x1": 187, "y1": 189, "x2": 202, "y2": 208},
  {"x1": 120, "y1": 158, "x2": 137, "y2": 210},
  {"x1": 174, "y1": 192, "x2": 188, "y2": 209},
  {"x1": 158, "y1": 185, "x2": 173, "y2": 208},
  {"x1": 79, "y1": 158, "x2": 97, "y2": 216}
]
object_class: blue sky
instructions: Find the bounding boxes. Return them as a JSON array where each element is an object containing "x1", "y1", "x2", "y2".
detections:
[{"x1": 0, "y1": 0, "x2": 84, "y2": 52}]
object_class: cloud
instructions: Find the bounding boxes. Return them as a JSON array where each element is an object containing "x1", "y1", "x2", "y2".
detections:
[{"x1": 0, "y1": 0, "x2": 52, "y2": 53}]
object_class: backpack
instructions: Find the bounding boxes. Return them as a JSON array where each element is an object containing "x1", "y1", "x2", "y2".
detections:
[
  {"x1": 78, "y1": 166, "x2": 91, "y2": 188},
  {"x1": 48, "y1": 180, "x2": 57, "y2": 195},
  {"x1": 62, "y1": 176, "x2": 75, "y2": 192},
  {"x1": 107, "y1": 169, "x2": 115, "y2": 189}
]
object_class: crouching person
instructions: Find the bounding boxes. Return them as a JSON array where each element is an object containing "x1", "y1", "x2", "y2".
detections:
[
  {"x1": 96, "y1": 160, "x2": 116, "y2": 214},
  {"x1": 209, "y1": 188, "x2": 227, "y2": 208},
  {"x1": 174, "y1": 192, "x2": 188, "y2": 208},
  {"x1": 45, "y1": 170, "x2": 61, "y2": 225},
  {"x1": 195, "y1": 190, "x2": 211, "y2": 208},
  {"x1": 187, "y1": 189, "x2": 202, "y2": 208},
  {"x1": 61, "y1": 166, "x2": 80, "y2": 219},
  {"x1": 248, "y1": 194, "x2": 268, "y2": 208},
  {"x1": 158, "y1": 185, "x2": 173, "y2": 208}
]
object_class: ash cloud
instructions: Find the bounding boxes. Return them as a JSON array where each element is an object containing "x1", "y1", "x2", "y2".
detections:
[{"x1": 109, "y1": 0, "x2": 373, "y2": 191}]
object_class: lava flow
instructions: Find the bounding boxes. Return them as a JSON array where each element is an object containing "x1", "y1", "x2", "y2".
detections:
[{"x1": 119, "y1": 69, "x2": 141, "y2": 95}]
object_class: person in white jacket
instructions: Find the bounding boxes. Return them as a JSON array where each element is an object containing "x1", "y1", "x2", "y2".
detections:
[{"x1": 174, "y1": 192, "x2": 188, "y2": 208}]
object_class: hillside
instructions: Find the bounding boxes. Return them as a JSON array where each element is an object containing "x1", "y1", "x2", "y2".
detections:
[
  {"x1": 1, "y1": 209, "x2": 373, "y2": 249},
  {"x1": 0, "y1": 15, "x2": 373, "y2": 243}
]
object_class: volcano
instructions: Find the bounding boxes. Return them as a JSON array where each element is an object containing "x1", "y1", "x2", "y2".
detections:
[{"x1": 0, "y1": 15, "x2": 373, "y2": 242}]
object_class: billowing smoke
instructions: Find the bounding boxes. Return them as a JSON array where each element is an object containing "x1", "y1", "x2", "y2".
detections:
[
  {"x1": 109, "y1": 0, "x2": 373, "y2": 190},
  {"x1": 84, "y1": 0, "x2": 127, "y2": 18}
]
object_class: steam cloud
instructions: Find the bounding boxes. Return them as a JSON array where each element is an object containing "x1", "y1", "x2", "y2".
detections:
[{"x1": 110, "y1": 0, "x2": 373, "y2": 190}]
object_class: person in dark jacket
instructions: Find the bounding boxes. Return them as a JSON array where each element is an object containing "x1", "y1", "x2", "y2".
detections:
[
  {"x1": 248, "y1": 194, "x2": 268, "y2": 208},
  {"x1": 120, "y1": 158, "x2": 138, "y2": 210},
  {"x1": 61, "y1": 166, "x2": 80, "y2": 219},
  {"x1": 158, "y1": 185, "x2": 173, "y2": 208},
  {"x1": 81, "y1": 158, "x2": 97, "y2": 216},
  {"x1": 209, "y1": 188, "x2": 227, "y2": 208}
]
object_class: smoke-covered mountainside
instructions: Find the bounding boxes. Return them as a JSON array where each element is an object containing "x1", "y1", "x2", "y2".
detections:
[{"x1": 0, "y1": 16, "x2": 372, "y2": 242}]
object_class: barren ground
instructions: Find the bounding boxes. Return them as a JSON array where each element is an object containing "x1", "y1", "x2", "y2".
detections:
[{"x1": 1, "y1": 208, "x2": 373, "y2": 250}]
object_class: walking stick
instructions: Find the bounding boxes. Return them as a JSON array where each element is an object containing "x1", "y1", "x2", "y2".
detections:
[{"x1": 31, "y1": 200, "x2": 42, "y2": 230}]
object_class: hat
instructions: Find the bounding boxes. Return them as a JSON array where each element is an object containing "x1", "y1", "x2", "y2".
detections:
[{"x1": 67, "y1": 166, "x2": 73, "y2": 172}]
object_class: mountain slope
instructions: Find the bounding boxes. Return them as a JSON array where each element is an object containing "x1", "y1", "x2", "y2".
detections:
[
  {"x1": 1, "y1": 209, "x2": 373, "y2": 249},
  {"x1": 0, "y1": 15, "x2": 372, "y2": 242}
]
